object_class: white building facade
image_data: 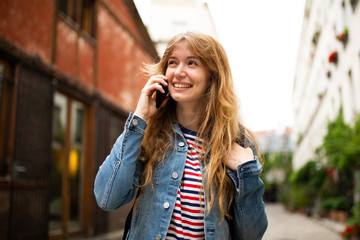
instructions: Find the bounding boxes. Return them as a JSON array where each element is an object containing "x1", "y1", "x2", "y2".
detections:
[
  {"x1": 292, "y1": 0, "x2": 360, "y2": 170},
  {"x1": 136, "y1": 0, "x2": 217, "y2": 56}
]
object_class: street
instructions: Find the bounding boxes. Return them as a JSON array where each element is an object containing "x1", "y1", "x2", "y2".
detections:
[{"x1": 263, "y1": 203, "x2": 343, "y2": 240}]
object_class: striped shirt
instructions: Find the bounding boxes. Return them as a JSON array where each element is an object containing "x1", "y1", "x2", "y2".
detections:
[{"x1": 166, "y1": 127, "x2": 205, "y2": 240}]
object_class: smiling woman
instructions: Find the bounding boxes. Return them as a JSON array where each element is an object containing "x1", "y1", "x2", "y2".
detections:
[{"x1": 94, "y1": 31, "x2": 267, "y2": 240}]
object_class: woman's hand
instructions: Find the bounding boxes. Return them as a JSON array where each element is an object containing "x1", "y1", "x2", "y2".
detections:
[
  {"x1": 134, "y1": 75, "x2": 168, "y2": 121},
  {"x1": 224, "y1": 142, "x2": 255, "y2": 170}
]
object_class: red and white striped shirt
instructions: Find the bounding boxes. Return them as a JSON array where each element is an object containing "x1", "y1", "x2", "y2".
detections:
[{"x1": 166, "y1": 127, "x2": 205, "y2": 240}]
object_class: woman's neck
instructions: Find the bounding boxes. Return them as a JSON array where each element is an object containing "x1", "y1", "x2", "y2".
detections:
[{"x1": 176, "y1": 103, "x2": 201, "y2": 132}]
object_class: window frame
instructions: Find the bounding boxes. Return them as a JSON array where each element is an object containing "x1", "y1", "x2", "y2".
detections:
[
  {"x1": 57, "y1": 0, "x2": 95, "y2": 37},
  {"x1": 49, "y1": 91, "x2": 88, "y2": 239}
]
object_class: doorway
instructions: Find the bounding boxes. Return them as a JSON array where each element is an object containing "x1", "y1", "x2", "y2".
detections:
[{"x1": 49, "y1": 92, "x2": 86, "y2": 239}]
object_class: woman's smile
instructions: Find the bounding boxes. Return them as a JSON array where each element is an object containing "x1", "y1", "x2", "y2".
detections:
[{"x1": 173, "y1": 82, "x2": 192, "y2": 89}]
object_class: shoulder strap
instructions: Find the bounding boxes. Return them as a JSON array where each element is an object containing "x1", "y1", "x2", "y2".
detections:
[{"x1": 122, "y1": 190, "x2": 141, "y2": 240}]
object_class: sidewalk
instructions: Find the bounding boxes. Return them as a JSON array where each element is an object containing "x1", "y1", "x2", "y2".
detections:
[
  {"x1": 83, "y1": 231, "x2": 123, "y2": 240},
  {"x1": 263, "y1": 203, "x2": 344, "y2": 240},
  {"x1": 85, "y1": 203, "x2": 345, "y2": 240}
]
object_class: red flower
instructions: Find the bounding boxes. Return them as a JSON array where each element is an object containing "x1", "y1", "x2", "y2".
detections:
[
  {"x1": 341, "y1": 225, "x2": 360, "y2": 239},
  {"x1": 329, "y1": 51, "x2": 338, "y2": 64}
]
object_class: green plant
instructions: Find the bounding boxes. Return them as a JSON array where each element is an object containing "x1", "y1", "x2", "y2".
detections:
[
  {"x1": 321, "y1": 197, "x2": 347, "y2": 211},
  {"x1": 348, "y1": 201, "x2": 360, "y2": 226},
  {"x1": 262, "y1": 152, "x2": 293, "y2": 202},
  {"x1": 347, "y1": 115, "x2": 360, "y2": 169},
  {"x1": 286, "y1": 160, "x2": 328, "y2": 212},
  {"x1": 341, "y1": 225, "x2": 360, "y2": 239},
  {"x1": 342, "y1": 201, "x2": 360, "y2": 239},
  {"x1": 323, "y1": 108, "x2": 353, "y2": 170},
  {"x1": 291, "y1": 185, "x2": 309, "y2": 210}
]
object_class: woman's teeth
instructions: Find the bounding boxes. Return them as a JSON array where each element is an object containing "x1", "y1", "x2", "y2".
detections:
[{"x1": 174, "y1": 84, "x2": 191, "y2": 88}]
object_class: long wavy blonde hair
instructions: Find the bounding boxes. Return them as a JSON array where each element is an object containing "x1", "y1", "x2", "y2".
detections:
[{"x1": 139, "y1": 31, "x2": 260, "y2": 221}]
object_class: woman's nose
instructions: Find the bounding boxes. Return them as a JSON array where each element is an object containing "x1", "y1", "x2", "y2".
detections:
[{"x1": 174, "y1": 64, "x2": 186, "y2": 78}]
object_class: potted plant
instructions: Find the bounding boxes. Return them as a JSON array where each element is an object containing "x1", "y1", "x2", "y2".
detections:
[
  {"x1": 326, "y1": 70, "x2": 332, "y2": 79},
  {"x1": 312, "y1": 30, "x2": 321, "y2": 45},
  {"x1": 329, "y1": 51, "x2": 338, "y2": 64},
  {"x1": 342, "y1": 201, "x2": 360, "y2": 239},
  {"x1": 341, "y1": 225, "x2": 360, "y2": 239},
  {"x1": 321, "y1": 197, "x2": 348, "y2": 222},
  {"x1": 336, "y1": 27, "x2": 349, "y2": 46}
]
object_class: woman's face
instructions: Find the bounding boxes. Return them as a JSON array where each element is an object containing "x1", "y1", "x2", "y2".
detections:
[{"x1": 165, "y1": 40, "x2": 210, "y2": 107}]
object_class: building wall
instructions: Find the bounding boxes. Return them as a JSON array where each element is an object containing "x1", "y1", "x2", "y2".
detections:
[
  {"x1": 97, "y1": 0, "x2": 155, "y2": 111},
  {"x1": 137, "y1": 0, "x2": 217, "y2": 56},
  {"x1": 292, "y1": 0, "x2": 360, "y2": 170},
  {"x1": 0, "y1": 0, "x2": 157, "y2": 239},
  {"x1": 255, "y1": 127, "x2": 294, "y2": 154},
  {"x1": 0, "y1": 0, "x2": 54, "y2": 64}
]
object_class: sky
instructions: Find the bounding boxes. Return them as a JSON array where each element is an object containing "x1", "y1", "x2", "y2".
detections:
[
  {"x1": 135, "y1": 0, "x2": 306, "y2": 132},
  {"x1": 206, "y1": 0, "x2": 306, "y2": 132}
]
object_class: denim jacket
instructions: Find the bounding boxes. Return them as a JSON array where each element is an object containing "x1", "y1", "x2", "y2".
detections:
[{"x1": 94, "y1": 113, "x2": 268, "y2": 240}]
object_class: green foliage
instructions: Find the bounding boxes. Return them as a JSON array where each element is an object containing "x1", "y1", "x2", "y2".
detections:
[
  {"x1": 262, "y1": 152, "x2": 292, "y2": 202},
  {"x1": 291, "y1": 161, "x2": 327, "y2": 191},
  {"x1": 348, "y1": 201, "x2": 360, "y2": 226},
  {"x1": 291, "y1": 185, "x2": 309, "y2": 209},
  {"x1": 322, "y1": 109, "x2": 360, "y2": 170},
  {"x1": 322, "y1": 108, "x2": 353, "y2": 170},
  {"x1": 321, "y1": 196, "x2": 347, "y2": 211},
  {"x1": 287, "y1": 160, "x2": 328, "y2": 211},
  {"x1": 291, "y1": 161, "x2": 324, "y2": 186},
  {"x1": 280, "y1": 110, "x2": 360, "y2": 219},
  {"x1": 348, "y1": 116, "x2": 360, "y2": 168}
]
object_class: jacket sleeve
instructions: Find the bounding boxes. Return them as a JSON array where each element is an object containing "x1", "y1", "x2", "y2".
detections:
[
  {"x1": 94, "y1": 113, "x2": 146, "y2": 211},
  {"x1": 227, "y1": 158, "x2": 268, "y2": 240}
]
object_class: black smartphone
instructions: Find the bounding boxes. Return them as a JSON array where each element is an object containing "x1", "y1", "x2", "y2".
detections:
[{"x1": 156, "y1": 84, "x2": 168, "y2": 108}]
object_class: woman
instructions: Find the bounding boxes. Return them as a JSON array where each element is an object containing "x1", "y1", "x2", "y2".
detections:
[{"x1": 94, "y1": 31, "x2": 267, "y2": 240}]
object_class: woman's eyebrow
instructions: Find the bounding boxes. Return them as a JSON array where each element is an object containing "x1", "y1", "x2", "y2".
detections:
[{"x1": 168, "y1": 56, "x2": 199, "y2": 59}]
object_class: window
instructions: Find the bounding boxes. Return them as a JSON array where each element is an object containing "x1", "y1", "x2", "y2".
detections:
[
  {"x1": 81, "y1": 0, "x2": 95, "y2": 36},
  {"x1": 58, "y1": 0, "x2": 95, "y2": 36},
  {"x1": 49, "y1": 92, "x2": 86, "y2": 237},
  {"x1": 59, "y1": 0, "x2": 78, "y2": 22},
  {"x1": 350, "y1": 0, "x2": 359, "y2": 9},
  {"x1": 0, "y1": 59, "x2": 12, "y2": 179}
]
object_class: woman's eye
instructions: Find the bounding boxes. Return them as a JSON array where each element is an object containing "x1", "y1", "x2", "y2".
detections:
[
  {"x1": 168, "y1": 60, "x2": 176, "y2": 65},
  {"x1": 189, "y1": 61, "x2": 197, "y2": 66}
]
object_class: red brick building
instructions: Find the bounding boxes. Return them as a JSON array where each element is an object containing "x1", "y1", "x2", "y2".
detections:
[{"x1": 0, "y1": 0, "x2": 157, "y2": 239}]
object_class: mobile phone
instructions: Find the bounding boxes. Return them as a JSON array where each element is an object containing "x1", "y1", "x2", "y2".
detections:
[{"x1": 156, "y1": 84, "x2": 168, "y2": 108}]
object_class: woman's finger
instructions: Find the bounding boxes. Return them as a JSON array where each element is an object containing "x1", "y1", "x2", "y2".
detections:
[{"x1": 145, "y1": 75, "x2": 168, "y2": 88}]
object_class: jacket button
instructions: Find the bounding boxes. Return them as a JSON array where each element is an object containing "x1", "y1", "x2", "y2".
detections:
[
  {"x1": 178, "y1": 142, "x2": 185, "y2": 147},
  {"x1": 171, "y1": 172, "x2": 178, "y2": 179},
  {"x1": 132, "y1": 118, "x2": 138, "y2": 125},
  {"x1": 155, "y1": 233, "x2": 162, "y2": 240},
  {"x1": 163, "y1": 202, "x2": 170, "y2": 209}
]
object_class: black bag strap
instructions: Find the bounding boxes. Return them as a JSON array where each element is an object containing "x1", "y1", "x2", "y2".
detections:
[{"x1": 122, "y1": 190, "x2": 141, "y2": 240}]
